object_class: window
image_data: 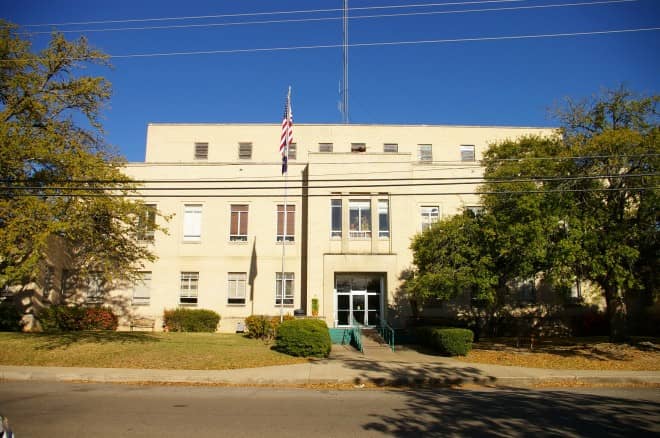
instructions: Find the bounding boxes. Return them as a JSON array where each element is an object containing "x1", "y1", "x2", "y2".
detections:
[
  {"x1": 465, "y1": 205, "x2": 484, "y2": 217},
  {"x1": 277, "y1": 204, "x2": 295, "y2": 242},
  {"x1": 378, "y1": 199, "x2": 389, "y2": 238},
  {"x1": 383, "y1": 143, "x2": 398, "y2": 153},
  {"x1": 349, "y1": 200, "x2": 371, "y2": 239},
  {"x1": 228, "y1": 272, "x2": 247, "y2": 305},
  {"x1": 137, "y1": 204, "x2": 156, "y2": 242},
  {"x1": 331, "y1": 199, "x2": 342, "y2": 238},
  {"x1": 183, "y1": 204, "x2": 202, "y2": 242},
  {"x1": 238, "y1": 142, "x2": 252, "y2": 159},
  {"x1": 288, "y1": 143, "x2": 297, "y2": 160},
  {"x1": 420, "y1": 206, "x2": 439, "y2": 231},
  {"x1": 87, "y1": 272, "x2": 104, "y2": 303},
  {"x1": 194, "y1": 142, "x2": 208, "y2": 160},
  {"x1": 230, "y1": 204, "x2": 249, "y2": 241},
  {"x1": 418, "y1": 144, "x2": 432, "y2": 162},
  {"x1": 180, "y1": 272, "x2": 199, "y2": 305},
  {"x1": 275, "y1": 272, "x2": 294, "y2": 306},
  {"x1": 460, "y1": 145, "x2": 475, "y2": 162},
  {"x1": 133, "y1": 271, "x2": 151, "y2": 305},
  {"x1": 351, "y1": 143, "x2": 366, "y2": 153},
  {"x1": 319, "y1": 143, "x2": 333, "y2": 152}
]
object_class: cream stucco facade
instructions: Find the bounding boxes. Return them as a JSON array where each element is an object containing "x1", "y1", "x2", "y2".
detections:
[{"x1": 117, "y1": 123, "x2": 556, "y2": 332}]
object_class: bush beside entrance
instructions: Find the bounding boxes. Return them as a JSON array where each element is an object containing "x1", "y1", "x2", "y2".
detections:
[
  {"x1": 274, "y1": 319, "x2": 331, "y2": 358},
  {"x1": 416, "y1": 326, "x2": 474, "y2": 356}
]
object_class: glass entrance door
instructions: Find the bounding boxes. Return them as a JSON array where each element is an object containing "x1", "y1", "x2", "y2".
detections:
[{"x1": 335, "y1": 274, "x2": 383, "y2": 327}]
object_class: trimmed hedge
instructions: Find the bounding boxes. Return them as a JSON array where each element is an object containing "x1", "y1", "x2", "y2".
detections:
[
  {"x1": 163, "y1": 308, "x2": 220, "y2": 332},
  {"x1": 244, "y1": 314, "x2": 294, "y2": 340},
  {"x1": 275, "y1": 319, "x2": 331, "y2": 358},
  {"x1": 0, "y1": 302, "x2": 24, "y2": 331},
  {"x1": 39, "y1": 305, "x2": 118, "y2": 331},
  {"x1": 415, "y1": 326, "x2": 474, "y2": 356}
]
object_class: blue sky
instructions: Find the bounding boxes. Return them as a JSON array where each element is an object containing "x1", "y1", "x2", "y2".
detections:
[{"x1": 2, "y1": 0, "x2": 659, "y2": 161}]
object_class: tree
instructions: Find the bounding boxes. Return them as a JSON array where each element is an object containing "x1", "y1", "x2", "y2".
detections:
[{"x1": 0, "y1": 22, "x2": 166, "y2": 292}]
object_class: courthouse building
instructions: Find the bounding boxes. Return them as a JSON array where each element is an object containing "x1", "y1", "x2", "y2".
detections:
[{"x1": 112, "y1": 123, "x2": 554, "y2": 332}]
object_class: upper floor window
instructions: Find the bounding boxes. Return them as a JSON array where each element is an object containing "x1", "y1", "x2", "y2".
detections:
[
  {"x1": 420, "y1": 205, "x2": 439, "y2": 231},
  {"x1": 132, "y1": 271, "x2": 151, "y2": 305},
  {"x1": 319, "y1": 143, "x2": 333, "y2": 152},
  {"x1": 194, "y1": 142, "x2": 208, "y2": 160},
  {"x1": 460, "y1": 145, "x2": 475, "y2": 162},
  {"x1": 137, "y1": 204, "x2": 156, "y2": 242},
  {"x1": 230, "y1": 204, "x2": 249, "y2": 242},
  {"x1": 180, "y1": 271, "x2": 199, "y2": 305},
  {"x1": 378, "y1": 199, "x2": 389, "y2": 238},
  {"x1": 288, "y1": 143, "x2": 297, "y2": 160},
  {"x1": 239, "y1": 142, "x2": 252, "y2": 160},
  {"x1": 183, "y1": 204, "x2": 202, "y2": 242},
  {"x1": 418, "y1": 144, "x2": 432, "y2": 162},
  {"x1": 351, "y1": 143, "x2": 366, "y2": 153},
  {"x1": 465, "y1": 205, "x2": 484, "y2": 217},
  {"x1": 228, "y1": 272, "x2": 247, "y2": 305},
  {"x1": 331, "y1": 199, "x2": 342, "y2": 238},
  {"x1": 277, "y1": 204, "x2": 295, "y2": 242},
  {"x1": 383, "y1": 143, "x2": 398, "y2": 153},
  {"x1": 349, "y1": 200, "x2": 371, "y2": 239}
]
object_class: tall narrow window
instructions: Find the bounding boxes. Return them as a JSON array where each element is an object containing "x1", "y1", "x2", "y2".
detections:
[
  {"x1": 351, "y1": 143, "x2": 366, "y2": 153},
  {"x1": 277, "y1": 205, "x2": 295, "y2": 242},
  {"x1": 275, "y1": 272, "x2": 294, "y2": 305},
  {"x1": 87, "y1": 272, "x2": 104, "y2": 303},
  {"x1": 133, "y1": 271, "x2": 152, "y2": 305},
  {"x1": 228, "y1": 273, "x2": 247, "y2": 305},
  {"x1": 194, "y1": 142, "x2": 208, "y2": 160},
  {"x1": 383, "y1": 143, "x2": 398, "y2": 153},
  {"x1": 288, "y1": 143, "x2": 297, "y2": 160},
  {"x1": 230, "y1": 205, "x2": 249, "y2": 241},
  {"x1": 180, "y1": 272, "x2": 199, "y2": 305},
  {"x1": 418, "y1": 144, "x2": 432, "y2": 162},
  {"x1": 137, "y1": 204, "x2": 156, "y2": 242},
  {"x1": 349, "y1": 200, "x2": 371, "y2": 239},
  {"x1": 238, "y1": 142, "x2": 252, "y2": 159},
  {"x1": 460, "y1": 145, "x2": 476, "y2": 162},
  {"x1": 420, "y1": 206, "x2": 439, "y2": 231},
  {"x1": 183, "y1": 204, "x2": 202, "y2": 242},
  {"x1": 319, "y1": 143, "x2": 333, "y2": 152},
  {"x1": 378, "y1": 199, "x2": 389, "y2": 238},
  {"x1": 331, "y1": 199, "x2": 342, "y2": 238}
]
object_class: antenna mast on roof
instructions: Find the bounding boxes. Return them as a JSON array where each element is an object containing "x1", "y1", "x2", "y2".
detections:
[{"x1": 341, "y1": 0, "x2": 349, "y2": 124}]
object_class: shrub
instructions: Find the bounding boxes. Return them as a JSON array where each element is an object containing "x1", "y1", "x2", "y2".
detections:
[
  {"x1": 0, "y1": 302, "x2": 24, "y2": 331},
  {"x1": 38, "y1": 305, "x2": 118, "y2": 331},
  {"x1": 415, "y1": 326, "x2": 474, "y2": 356},
  {"x1": 82, "y1": 307, "x2": 118, "y2": 330},
  {"x1": 163, "y1": 308, "x2": 220, "y2": 332},
  {"x1": 244, "y1": 314, "x2": 294, "y2": 340},
  {"x1": 274, "y1": 319, "x2": 331, "y2": 358}
]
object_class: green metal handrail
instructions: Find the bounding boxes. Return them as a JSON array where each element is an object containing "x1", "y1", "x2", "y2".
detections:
[
  {"x1": 377, "y1": 321, "x2": 395, "y2": 352},
  {"x1": 350, "y1": 317, "x2": 363, "y2": 353}
]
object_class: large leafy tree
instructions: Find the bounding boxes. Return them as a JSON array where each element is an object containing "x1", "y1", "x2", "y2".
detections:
[{"x1": 0, "y1": 22, "x2": 165, "y2": 290}]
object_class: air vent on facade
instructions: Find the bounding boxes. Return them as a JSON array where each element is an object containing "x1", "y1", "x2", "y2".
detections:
[
  {"x1": 319, "y1": 143, "x2": 333, "y2": 153},
  {"x1": 239, "y1": 142, "x2": 253, "y2": 160},
  {"x1": 460, "y1": 145, "x2": 475, "y2": 162},
  {"x1": 288, "y1": 143, "x2": 297, "y2": 160},
  {"x1": 194, "y1": 142, "x2": 208, "y2": 160},
  {"x1": 383, "y1": 143, "x2": 398, "y2": 153},
  {"x1": 351, "y1": 143, "x2": 366, "y2": 153}
]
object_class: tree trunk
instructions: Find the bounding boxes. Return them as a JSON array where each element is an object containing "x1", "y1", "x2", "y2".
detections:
[{"x1": 603, "y1": 283, "x2": 628, "y2": 342}]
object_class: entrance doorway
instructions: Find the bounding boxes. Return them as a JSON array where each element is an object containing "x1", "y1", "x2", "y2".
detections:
[{"x1": 334, "y1": 274, "x2": 384, "y2": 327}]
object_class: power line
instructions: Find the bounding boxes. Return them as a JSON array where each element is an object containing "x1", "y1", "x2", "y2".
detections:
[
  {"x1": 19, "y1": 0, "x2": 527, "y2": 27},
  {"x1": 19, "y1": 1, "x2": 637, "y2": 35}
]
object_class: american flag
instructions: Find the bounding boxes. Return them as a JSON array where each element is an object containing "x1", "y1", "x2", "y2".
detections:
[{"x1": 280, "y1": 91, "x2": 293, "y2": 174}]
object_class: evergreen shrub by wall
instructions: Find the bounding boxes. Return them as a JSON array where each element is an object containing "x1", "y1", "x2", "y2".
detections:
[
  {"x1": 38, "y1": 305, "x2": 118, "y2": 331},
  {"x1": 415, "y1": 326, "x2": 474, "y2": 356},
  {"x1": 163, "y1": 308, "x2": 220, "y2": 332},
  {"x1": 274, "y1": 319, "x2": 331, "y2": 358},
  {"x1": 0, "y1": 302, "x2": 24, "y2": 331}
]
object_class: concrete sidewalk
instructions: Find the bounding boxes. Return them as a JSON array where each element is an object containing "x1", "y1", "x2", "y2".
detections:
[{"x1": 1, "y1": 345, "x2": 659, "y2": 388}]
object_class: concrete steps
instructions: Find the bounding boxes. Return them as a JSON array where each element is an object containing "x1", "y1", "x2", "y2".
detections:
[{"x1": 361, "y1": 329, "x2": 394, "y2": 354}]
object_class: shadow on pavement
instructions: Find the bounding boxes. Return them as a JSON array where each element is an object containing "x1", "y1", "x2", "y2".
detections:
[{"x1": 362, "y1": 387, "x2": 660, "y2": 437}]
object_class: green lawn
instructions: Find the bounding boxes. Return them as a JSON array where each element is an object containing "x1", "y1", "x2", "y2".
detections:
[{"x1": 0, "y1": 332, "x2": 307, "y2": 370}]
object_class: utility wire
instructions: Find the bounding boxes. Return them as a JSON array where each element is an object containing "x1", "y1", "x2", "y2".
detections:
[
  {"x1": 18, "y1": 1, "x2": 636, "y2": 35},
  {"x1": 19, "y1": 0, "x2": 528, "y2": 27}
]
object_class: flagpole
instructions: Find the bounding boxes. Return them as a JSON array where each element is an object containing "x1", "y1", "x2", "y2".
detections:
[{"x1": 280, "y1": 86, "x2": 291, "y2": 323}]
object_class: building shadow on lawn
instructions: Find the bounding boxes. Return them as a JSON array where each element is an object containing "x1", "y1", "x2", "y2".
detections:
[
  {"x1": 32, "y1": 331, "x2": 161, "y2": 350},
  {"x1": 362, "y1": 387, "x2": 660, "y2": 437}
]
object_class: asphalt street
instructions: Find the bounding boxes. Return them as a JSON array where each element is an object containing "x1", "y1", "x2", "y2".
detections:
[{"x1": 1, "y1": 382, "x2": 659, "y2": 437}]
